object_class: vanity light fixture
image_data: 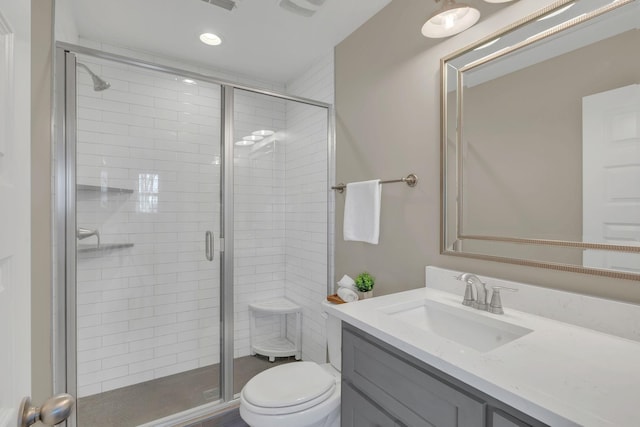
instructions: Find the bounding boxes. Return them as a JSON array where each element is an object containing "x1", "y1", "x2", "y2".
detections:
[
  {"x1": 199, "y1": 32, "x2": 222, "y2": 46},
  {"x1": 422, "y1": 0, "x2": 481, "y2": 38}
]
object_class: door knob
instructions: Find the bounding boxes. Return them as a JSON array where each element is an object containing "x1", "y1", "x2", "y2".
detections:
[{"x1": 18, "y1": 393, "x2": 75, "y2": 427}]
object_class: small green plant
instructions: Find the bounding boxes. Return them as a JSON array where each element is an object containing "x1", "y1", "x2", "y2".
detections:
[{"x1": 355, "y1": 272, "x2": 375, "y2": 292}]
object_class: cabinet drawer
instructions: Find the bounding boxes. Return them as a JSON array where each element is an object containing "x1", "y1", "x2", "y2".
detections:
[
  {"x1": 343, "y1": 325, "x2": 485, "y2": 427},
  {"x1": 342, "y1": 382, "x2": 403, "y2": 427}
]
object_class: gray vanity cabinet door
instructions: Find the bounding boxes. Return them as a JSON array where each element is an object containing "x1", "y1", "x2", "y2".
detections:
[
  {"x1": 489, "y1": 408, "x2": 534, "y2": 427},
  {"x1": 343, "y1": 326, "x2": 485, "y2": 427},
  {"x1": 342, "y1": 382, "x2": 403, "y2": 427}
]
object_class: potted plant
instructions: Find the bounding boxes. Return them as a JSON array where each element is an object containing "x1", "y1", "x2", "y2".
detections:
[{"x1": 355, "y1": 272, "x2": 375, "y2": 299}]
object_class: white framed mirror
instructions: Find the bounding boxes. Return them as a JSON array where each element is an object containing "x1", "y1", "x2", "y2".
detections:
[{"x1": 441, "y1": 0, "x2": 640, "y2": 280}]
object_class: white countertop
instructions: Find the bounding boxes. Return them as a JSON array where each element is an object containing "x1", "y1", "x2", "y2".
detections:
[{"x1": 325, "y1": 286, "x2": 640, "y2": 427}]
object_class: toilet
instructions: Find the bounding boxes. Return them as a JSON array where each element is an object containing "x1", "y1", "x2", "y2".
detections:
[{"x1": 239, "y1": 301, "x2": 342, "y2": 427}]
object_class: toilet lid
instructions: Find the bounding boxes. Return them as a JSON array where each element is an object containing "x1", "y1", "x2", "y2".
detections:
[{"x1": 242, "y1": 362, "x2": 336, "y2": 410}]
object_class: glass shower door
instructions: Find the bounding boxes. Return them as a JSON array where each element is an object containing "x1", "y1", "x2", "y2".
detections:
[
  {"x1": 231, "y1": 88, "x2": 330, "y2": 393},
  {"x1": 70, "y1": 53, "x2": 223, "y2": 426}
]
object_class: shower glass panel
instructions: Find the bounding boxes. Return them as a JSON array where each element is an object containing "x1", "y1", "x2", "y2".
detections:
[
  {"x1": 232, "y1": 88, "x2": 329, "y2": 392},
  {"x1": 73, "y1": 54, "x2": 222, "y2": 426}
]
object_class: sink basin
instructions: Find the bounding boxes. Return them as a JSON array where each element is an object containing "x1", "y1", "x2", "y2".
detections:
[{"x1": 379, "y1": 299, "x2": 533, "y2": 352}]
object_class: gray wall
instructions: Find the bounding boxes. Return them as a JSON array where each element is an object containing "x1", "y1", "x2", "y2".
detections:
[{"x1": 334, "y1": 0, "x2": 640, "y2": 303}]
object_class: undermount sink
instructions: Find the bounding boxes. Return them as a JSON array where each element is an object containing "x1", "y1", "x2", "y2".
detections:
[{"x1": 379, "y1": 299, "x2": 533, "y2": 352}]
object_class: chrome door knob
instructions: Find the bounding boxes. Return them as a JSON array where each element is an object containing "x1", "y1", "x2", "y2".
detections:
[{"x1": 18, "y1": 393, "x2": 75, "y2": 427}]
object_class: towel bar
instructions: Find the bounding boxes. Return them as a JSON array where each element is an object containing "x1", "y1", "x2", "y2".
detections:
[{"x1": 331, "y1": 173, "x2": 418, "y2": 193}]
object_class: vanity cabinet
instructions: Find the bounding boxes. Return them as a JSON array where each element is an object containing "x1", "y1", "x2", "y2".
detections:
[
  {"x1": 342, "y1": 382, "x2": 401, "y2": 427},
  {"x1": 342, "y1": 324, "x2": 547, "y2": 427},
  {"x1": 489, "y1": 409, "x2": 534, "y2": 427}
]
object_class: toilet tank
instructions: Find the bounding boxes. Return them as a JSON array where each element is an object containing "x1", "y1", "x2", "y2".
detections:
[{"x1": 321, "y1": 301, "x2": 342, "y2": 371}]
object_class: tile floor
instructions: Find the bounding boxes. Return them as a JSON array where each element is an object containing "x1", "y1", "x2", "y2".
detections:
[{"x1": 77, "y1": 355, "x2": 295, "y2": 426}]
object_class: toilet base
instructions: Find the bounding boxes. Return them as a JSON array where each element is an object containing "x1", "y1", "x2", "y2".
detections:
[{"x1": 240, "y1": 405, "x2": 339, "y2": 427}]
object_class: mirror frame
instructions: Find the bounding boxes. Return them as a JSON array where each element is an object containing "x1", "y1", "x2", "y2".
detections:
[{"x1": 440, "y1": 0, "x2": 640, "y2": 281}]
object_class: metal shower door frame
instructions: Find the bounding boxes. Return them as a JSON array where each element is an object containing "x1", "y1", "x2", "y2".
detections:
[{"x1": 53, "y1": 42, "x2": 335, "y2": 426}]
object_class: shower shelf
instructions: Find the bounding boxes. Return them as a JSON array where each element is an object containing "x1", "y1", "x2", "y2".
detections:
[
  {"x1": 249, "y1": 298, "x2": 302, "y2": 362},
  {"x1": 77, "y1": 184, "x2": 134, "y2": 194},
  {"x1": 78, "y1": 243, "x2": 134, "y2": 254}
]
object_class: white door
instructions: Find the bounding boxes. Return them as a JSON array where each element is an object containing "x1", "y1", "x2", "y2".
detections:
[
  {"x1": 0, "y1": 0, "x2": 31, "y2": 425},
  {"x1": 583, "y1": 84, "x2": 640, "y2": 272}
]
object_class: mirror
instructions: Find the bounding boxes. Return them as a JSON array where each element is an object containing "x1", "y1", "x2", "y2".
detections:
[{"x1": 441, "y1": 0, "x2": 640, "y2": 280}]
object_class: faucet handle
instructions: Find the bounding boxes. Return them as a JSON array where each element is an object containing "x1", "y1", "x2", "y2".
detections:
[
  {"x1": 462, "y1": 282, "x2": 475, "y2": 307},
  {"x1": 488, "y1": 286, "x2": 517, "y2": 315},
  {"x1": 453, "y1": 275, "x2": 475, "y2": 306}
]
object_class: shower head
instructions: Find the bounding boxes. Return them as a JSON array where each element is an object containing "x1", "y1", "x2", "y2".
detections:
[{"x1": 77, "y1": 62, "x2": 111, "y2": 91}]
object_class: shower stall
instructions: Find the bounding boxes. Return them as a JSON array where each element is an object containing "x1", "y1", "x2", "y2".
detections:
[{"x1": 54, "y1": 45, "x2": 333, "y2": 426}]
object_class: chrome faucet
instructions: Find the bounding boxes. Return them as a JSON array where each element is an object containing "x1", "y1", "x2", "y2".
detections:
[
  {"x1": 456, "y1": 273, "x2": 488, "y2": 310},
  {"x1": 455, "y1": 273, "x2": 517, "y2": 314}
]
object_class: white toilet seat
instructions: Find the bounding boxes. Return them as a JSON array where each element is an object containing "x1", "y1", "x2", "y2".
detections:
[
  {"x1": 240, "y1": 389, "x2": 340, "y2": 427},
  {"x1": 241, "y1": 385, "x2": 335, "y2": 416},
  {"x1": 241, "y1": 362, "x2": 336, "y2": 416}
]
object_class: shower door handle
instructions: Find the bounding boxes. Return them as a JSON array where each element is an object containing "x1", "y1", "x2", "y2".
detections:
[{"x1": 205, "y1": 231, "x2": 214, "y2": 261}]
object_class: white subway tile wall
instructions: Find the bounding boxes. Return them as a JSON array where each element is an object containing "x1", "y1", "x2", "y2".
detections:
[
  {"x1": 284, "y1": 51, "x2": 335, "y2": 363},
  {"x1": 74, "y1": 40, "x2": 333, "y2": 396},
  {"x1": 233, "y1": 88, "x2": 288, "y2": 358},
  {"x1": 76, "y1": 55, "x2": 223, "y2": 397}
]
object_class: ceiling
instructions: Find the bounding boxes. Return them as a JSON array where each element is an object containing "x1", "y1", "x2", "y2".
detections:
[
  {"x1": 57, "y1": 0, "x2": 516, "y2": 84},
  {"x1": 58, "y1": 0, "x2": 392, "y2": 83}
]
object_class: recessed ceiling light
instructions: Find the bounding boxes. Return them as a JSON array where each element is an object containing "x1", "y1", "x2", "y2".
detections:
[
  {"x1": 252, "y1": 130, "x2": 275, "y2": 137},
  {"x1": 183, "y1": 78, "x2": 197, "y2": 85},
  {"x1": 235, "y1": 140, "x2": 255, "y2": 146},
  {"x1": 200, "y1": 33, "x2": 222, "y2": 46},
  {"x1": 243, "y1": 135, "x2": 264, "y2": 142}
]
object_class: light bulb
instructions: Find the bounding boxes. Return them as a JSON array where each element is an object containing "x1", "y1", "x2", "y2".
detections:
[{"x1": 199, "y1": 33, "x2": 222, "y2": 46}]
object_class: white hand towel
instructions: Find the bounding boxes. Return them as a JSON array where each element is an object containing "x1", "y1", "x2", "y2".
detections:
[
  {"x1": 337, "y1": 274, "x2": 358, "y2": 292},
  {"x1": 337, "y1": 287, "x2": 359, "y2": 303},
  {"x1": 343, "y1": 179, "x2": 382, "y2": 244}
]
